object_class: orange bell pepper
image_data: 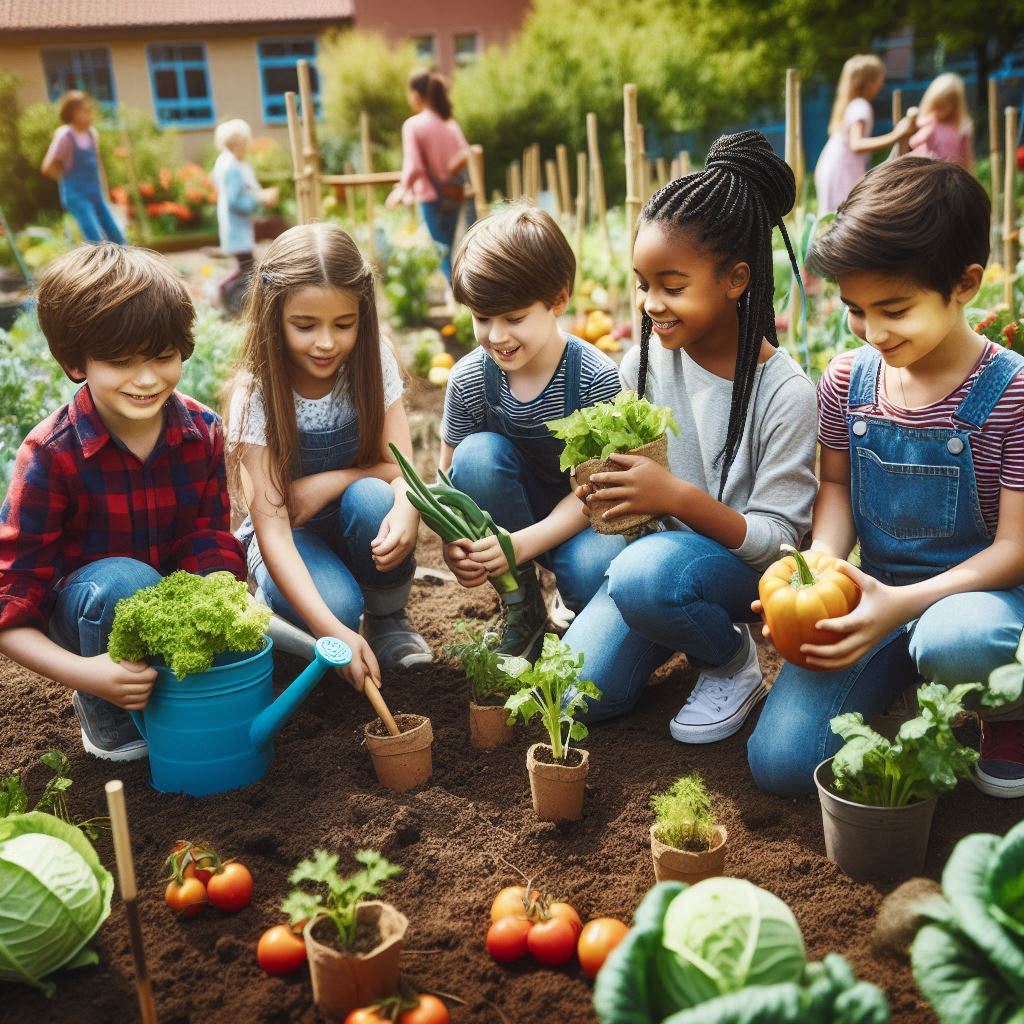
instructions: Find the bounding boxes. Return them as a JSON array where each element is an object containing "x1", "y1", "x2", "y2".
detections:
[{"x1": 758, "y1": 545, "x2": 860, "y2": 671}]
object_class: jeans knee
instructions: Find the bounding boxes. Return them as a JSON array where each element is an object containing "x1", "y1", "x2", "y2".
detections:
[
  {"x1": 341, "y1": 477, "x2": 393, "y2": 528},
  {"x1": 747, "y1": 716, "x2": 821, "y2": 797},
  {"x1": 450, "y1": 433, "x2": 517, "y2": 495},
  {"x1": 74, "y1": 558, "x2": 161, "y2": 621},
  {"x1": 909, "y1": 600, "x2": 1009, "y2": 684}
]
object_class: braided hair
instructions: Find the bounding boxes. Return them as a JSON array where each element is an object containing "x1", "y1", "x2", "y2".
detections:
[{"x1": 636, "y1": 130, "x2": 800, "y2": 498}]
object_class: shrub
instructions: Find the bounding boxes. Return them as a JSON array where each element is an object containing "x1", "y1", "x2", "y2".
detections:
[{"x1": 179, "y1": 306, "x2": 244, "y2": 411}]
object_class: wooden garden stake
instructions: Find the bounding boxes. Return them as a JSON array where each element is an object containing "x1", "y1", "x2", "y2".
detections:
[
  {"x1": 285, "y1": 93, "x2": 311, "y2": 224},
  {"x1": 655, "y1": 156, "x2": 668, "y2": 191},
  {"x1": 586, "y1": 112, "x2": 611, "y2": 257},
  {"x1": 784, "y1": 68, "x2": 804, "y2": 349},
  {"x1": 679, "y1": 150, "x2": 691, "y2": 175},
  {"x1": 623, "y1": 84, "x2": 642, "y2": 345},
  {"x1": 556, "y1": 145, "x2": 572, "y2": 227},
  {"x1": 990, "y1": 79, "x2": 1002, "y2": 252},
  {"x1": 467, "y1": 144, "x2": 488, "y2": 218},
  {"x1": 364, "y1": 679, "x2": 400, "y2": 736},
  {"x1": 297, "y1": 61, "x2": 321, "y2": 220},
  {"x1": 574, "y1": 150, "x2": 588, "y2": 285},
  {"x1": 892, "y1": 89, "x2": 910, "y2": 156},
  {"x1": 360, "y1": 111, "x2": 376, "y2": 261},
  {"x1": 343, "y1": 160, "x2": 359, "y2": 224},
  {"x1": 510, "y1": 161, "x2": 523, "y2": 201},
  {"x1": 1005, "y1": 107, "x2": 1020, "y2": 315},
  {"x1": 105, "y1": 781, "x2": 158, "y2": 1024},
  {"x1": 532, "y1": 144, "x2": 543, "y2": 201},
  {"x1": 545, "y1": 158, "x2": 561, "y2": 214}
]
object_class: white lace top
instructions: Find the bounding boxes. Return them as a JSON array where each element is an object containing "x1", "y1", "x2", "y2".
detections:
[{"x1": 228, "y1": 337, "x2": 404, "y2": 446}]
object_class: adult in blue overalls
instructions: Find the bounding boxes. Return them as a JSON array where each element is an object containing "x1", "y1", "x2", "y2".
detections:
[{"x1": 41, "y1": 91, "x2": 126, "y2": 245}]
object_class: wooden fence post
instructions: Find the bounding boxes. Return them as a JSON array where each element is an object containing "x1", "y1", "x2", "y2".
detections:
[
  {"x1": 343, "y1": 160, "x2": 358, "y2": 223},
  {"x1": 624, "y1": 84, "x2": 642, "y2": 345},
  {"x1": 285, "y1": 92, "x2": 311, "y2": 224},
  {"x1": 1005, "y1": 107, "x2": 1020, "y2": 315},
  {"x1": 587, "y1": 112, "x2": 610, "y2": 258},
  {"x1": 467, "y1": 144, "x2": 488, "y2": 219},
  {"x1": 360, "y1": 110, "x2": 376, "y2": 260},
  {"x1": 575, "y1": 150, "x2": 588, "y2": 284},
  {"x1": 545, "y1": 157, "x2": 561, "y2": 215},
  {"x1": 556, "y1": 144, "x2": 572, "y2": 227},
  {"x1": 510, "y1": 161, "x2": 523, "y2": 201},
  {"x1": 297, "y1": 61, "x2": 320, "y2": 221},
  {"x1": 990, "y1": 79, "x2": 1003, "y2": 253}
]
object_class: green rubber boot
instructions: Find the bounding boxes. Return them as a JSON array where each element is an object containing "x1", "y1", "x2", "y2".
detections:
[{"x1": 494, "y1": 561, "x2": 548, "y2": 658}]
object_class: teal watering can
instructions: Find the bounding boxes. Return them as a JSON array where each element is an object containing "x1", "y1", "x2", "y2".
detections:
[{"x1": 130, "y1": 635, "x2": 351, "y2": 797}]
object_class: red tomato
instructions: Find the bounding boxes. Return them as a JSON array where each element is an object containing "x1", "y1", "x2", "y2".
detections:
[
  {"x1": 398, "y1": 994, "x2": 450, "y2": 1024},
  {"x1": 164, "y1": 876, "x2": 206, "y2": 918},
  {"x1": 486, "y1": 915, "x2": 532, "y2": 961},
  {"x1": 490, "y1": 885, "x2": 539, "y2": 922},
  {"x1": 526, "y1": 915, "x2": 577, "y2": 966},
  {"x1": 257, "y1": 925, "x2": 307, "y2": 975},
  {"x1": 206, "y1": 862, "x2": 253, "y2": 912},
  {"x1": 577, "y1": 917, "x2": 629, "y2": 978},
  {"x1": 548, "y1": 901, "x2": 583, "y2": 938},
  {"x1": 183, "y1": 860, "x2": 214, "y2": 886}
]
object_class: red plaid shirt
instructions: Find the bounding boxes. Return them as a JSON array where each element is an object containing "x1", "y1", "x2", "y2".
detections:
[{"x1": 0, "y1": 385, "x2": 245, "y2": 631}]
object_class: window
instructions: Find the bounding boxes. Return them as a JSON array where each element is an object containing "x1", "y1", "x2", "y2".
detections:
[
  {"x1": 454, "y1": 32, "x2": 480, "y2": 67},
  {"x1": 411, "y1": 35, "x2": 437, "y2": 63},
  {"x1": 257, "y1": 38, "x2": 320, "y2": 124},
  {"x1": 41, "y1": 48, "x2": 117, "y2": 109},
  {"x1": 147, "y1": 44, "x2": 214, "y2": 127}
]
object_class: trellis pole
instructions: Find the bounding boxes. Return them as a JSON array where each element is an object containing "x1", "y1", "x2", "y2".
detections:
[
  {"x1": 297, "y1": 61, "x2": 321, "y2": 220},
  {"x1": 545, "y1": 157, "x2": 561, "y2": 214},
  {"x1": 556, "y1": 144, "x2": 572, "y2": 227},
  {"x1": 990, "y1": 79, "x2": 1003, "y2": 253},
  {"x1": 285, "y1": 93, "x2": 311, "y2": 224},
  {"x1": 359, "y1": 111, "x2": 377, "y2": 260},
  {"x1": 623, "y1": 84, "x2": 642, "y2": 345},
  {"x1": 575, "y1": 150, "x2": 588, "y2": 286},
  {"x1": 1005, "y1": 106, "x2": 1020, "y2": 315},
  {"x1": 587, "y1": 112, "x2": 610, "y2": 259},
  {"x1": 467, "y1": 144, "x2": 489, "y2": 219}
]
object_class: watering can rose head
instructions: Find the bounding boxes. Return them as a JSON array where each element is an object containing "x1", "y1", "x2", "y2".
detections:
[{"x1": 107, "y1": 571, "x2": 271, "y2": 679}]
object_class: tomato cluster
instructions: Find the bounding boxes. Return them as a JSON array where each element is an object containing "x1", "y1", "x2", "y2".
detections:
[{"x1": 163, "y1": 840, "x2": 254, "y2": 918}]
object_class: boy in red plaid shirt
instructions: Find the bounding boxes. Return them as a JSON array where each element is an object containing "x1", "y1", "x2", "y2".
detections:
[{"x1": 0, "y1": 244, "x2": 245, "y2": 760}]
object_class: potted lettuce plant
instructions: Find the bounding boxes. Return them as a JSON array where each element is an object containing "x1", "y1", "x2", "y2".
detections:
[
  {"x1": 546, "y1": 390, "x2": 679, "y2": 536},
  {"x1": 650, "y1": 773, "x2": 728, "y2": 884},
  {"x1": 504, "y1": 633, "x2": 601, "y2": 822}
]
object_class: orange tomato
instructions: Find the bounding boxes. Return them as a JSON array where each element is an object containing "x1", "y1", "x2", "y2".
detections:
[
  {"x1": 490, "y1": 885, "x2": 539, "y2": 922},
  {"x1": 577, "y1": 917, "x2": 629, "y2": 977}
]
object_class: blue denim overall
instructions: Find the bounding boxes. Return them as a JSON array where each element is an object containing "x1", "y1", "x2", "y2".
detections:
[
  {"x1": 240, "y1": 407, "x2": 413, "y2": 630},
  {"x1": 449, "y1": 336, "x2": 625, "y2": 611},
  {"x1": 748, "y1": 343, "x2": 1024, "y2": 795},
  {"x1": 59, "y1": 131, "x2": 125, "y2": 244}
]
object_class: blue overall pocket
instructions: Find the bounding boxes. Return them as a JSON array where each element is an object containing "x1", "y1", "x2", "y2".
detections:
[{"x1": 856, "y1": 448, "x2": 959, "y2": 540}]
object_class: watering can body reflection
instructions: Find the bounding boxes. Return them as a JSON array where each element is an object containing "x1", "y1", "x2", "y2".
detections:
[{"x1": 130, "y1": 636, "x2": 351, "y2": 796}]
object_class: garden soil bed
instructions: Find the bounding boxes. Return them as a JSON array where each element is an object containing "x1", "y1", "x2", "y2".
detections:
[{"x1": 2, "y1": 385, "x2": 1020, "y2": 1023}]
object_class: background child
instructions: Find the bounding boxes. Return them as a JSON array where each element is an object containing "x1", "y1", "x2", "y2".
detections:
[
  {"x1": 815, "y1": 55, "x2": 914, "y2": 214},
  {"x1": 909, "y1": 73, "x2": 974, "y2": 169},
  {"x1": 440, "y1": 205, "x2": 625, "y2": 657},
  {"x1": 40, "y1": 90, "x2": 126, "y2": 244},
  {"x1": 211, "y1": 119, "x2": 279, "y2": 313},
  {"x1": 564, "y1": 131, "x2": 818, "y2": 741},
  {"x1": 748, "y1": 158, "x2": 1024, "y2": 799},
  {"x1": 226, "y1": 223, "x2": 430, "y2": 686},
  {"x1": 0, "y1": 243, "x2": 245, "y2": 760}
]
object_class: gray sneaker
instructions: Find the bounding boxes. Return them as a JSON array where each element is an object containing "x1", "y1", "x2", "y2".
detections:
[
  {"x1": 364, "y1": 611, "x2": 433, "y2": 671},
  {"x1": 72, "y1": 691, "x2": 149, "y2": 762}
]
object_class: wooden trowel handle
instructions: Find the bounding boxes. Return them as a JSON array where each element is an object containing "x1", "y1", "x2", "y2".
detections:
[{"x1": 364, "y1": 678, "x2": 400, "y2": 736}]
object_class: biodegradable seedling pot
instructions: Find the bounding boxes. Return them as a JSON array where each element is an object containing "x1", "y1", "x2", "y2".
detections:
[
  {"x1": 304, "y1": 901, "x2": 408, "y2": 1022},
  {"x1": 468, "y1": 699, "x2": 515, "y2": 750},
  {"x1": 527, "y1": 743, "x2": 589, "y2": 822},
  {"x1": 650, "y1": 823, "x2": 728, "y2": 884},
  {"x1": 572, "y1": 434, "x2": 669, "y2": 535},
  {"x1": 814, "y1": 758, "x2": 937, "y2": 882},
  {"x1": 364, "y1": 714, "x2": 433, "y2": 792}
]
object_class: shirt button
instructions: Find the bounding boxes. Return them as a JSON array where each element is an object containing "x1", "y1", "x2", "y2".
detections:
[
  {"x1": 852, "y1": 419, "x2": 868, "y2": 437},
  {"x1": 947, "y1": 437, "x2": 965, "y2": 455}
]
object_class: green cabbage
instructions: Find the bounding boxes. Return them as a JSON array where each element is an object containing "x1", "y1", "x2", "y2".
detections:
[{"x1": 0, "y1": 812, "x2": 113, "y2": 996}]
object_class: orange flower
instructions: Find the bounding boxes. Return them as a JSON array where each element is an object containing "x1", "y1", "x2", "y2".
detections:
[
  {"x1": 1003, "y1": 322, "x2": 1019, "y2": 345},
  {"x1": 139, "y1": 182, "x2": 155, "y2": 199},
  {"x1": 441, "y1": 324, "x2": 457, "y2": 337},
  {"x1": 159, "y1": 167, "x2": 172, "y2": 189}
]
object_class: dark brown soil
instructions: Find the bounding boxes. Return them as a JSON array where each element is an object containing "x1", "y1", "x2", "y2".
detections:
[
  {"x1": 309, "y1": 912, "x2": 385, "y2": 958},
  {"x1": 532, "y1": 744, "x2": 586, "y2": 768},
  {"x1": 367, "y1": 713, "x2": 429, "y2": 739},
  {"x1": 2, "y1": 384, "x2": 1021, "y2": 1023}
]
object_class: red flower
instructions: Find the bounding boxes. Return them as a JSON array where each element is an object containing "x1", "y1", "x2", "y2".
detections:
[
  {"x1": 139, "y1": 182, "x2": 155, "y2": 199},
  {"x1": 1003, "y1": 322, "x2": 1019, "y2": 345}
]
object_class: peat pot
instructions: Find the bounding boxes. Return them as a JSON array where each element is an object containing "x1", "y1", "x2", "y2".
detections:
[
  {"x1": 814, "y1": 758, "x2": 937, "y2": 882},
  {"x1": 468, "y1": 700, "x2": 515, "y2": 750},
  {"x1": 364, "y1": 714, "x2": 433, "y2": 791},
  {"x1": 130, "y1": 636, "x2": 351, "y2": 797},
  {"x1": 650, "y1": 823, "x2": 728, "y2": 884},
  {"x1": 304, "y1": 901, "x2": 408, "y2": 1021},
  {"x1": 527, "y1": 743, "x2": 589, "y2": 822}
]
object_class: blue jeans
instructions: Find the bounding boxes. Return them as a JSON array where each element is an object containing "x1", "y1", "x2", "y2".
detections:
[
  {"x1": 63, "y1": 191, "x2": 126, "y2": 244},
  {"x1": 420, "y1": 199, "x2": 475, "y2": 283},
  {"x1": 562, "y1": 531, "x2": 761, "y2": 721},
  {"x1": 253, "y1": 477, "x2": 413, "y2": 631},
  {"x1": 449, "y1": 431, "x2": 625, "y2": 611},
  {"x1": 747, "y1": 586, "x2": 1024, "y2": 796}
]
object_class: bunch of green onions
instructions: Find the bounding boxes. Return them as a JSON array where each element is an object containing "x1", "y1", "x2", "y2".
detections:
[{"x1": 389, "y1": 444, "x2": 519, "y2": 593}]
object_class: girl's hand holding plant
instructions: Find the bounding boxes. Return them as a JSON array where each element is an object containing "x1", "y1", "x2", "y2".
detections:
[
  {"x1": 80, "y1": 654, "x2": 157, "y2": 710},
  {"x1": 584, "y1": 452, "x2": 682, "y2": 522},
  {"x1": 371, "y1": 492, "x2": 419, "y2": 572}
]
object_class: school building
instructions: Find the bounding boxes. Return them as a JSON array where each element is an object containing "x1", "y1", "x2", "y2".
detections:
[{"x1": 0, "y1": 0, "x2": 530, "y2": 160}]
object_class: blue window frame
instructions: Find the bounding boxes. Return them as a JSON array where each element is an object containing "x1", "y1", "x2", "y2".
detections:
[
  {"x1": 257, "y1": 38, "x2": 320, "y2": 124},
  {"x1": 147, "y1": 44, "x2": 215, "y2": 127},
  {"x1": 42, "y1": 47, "x2": 117, "y2": 111}
]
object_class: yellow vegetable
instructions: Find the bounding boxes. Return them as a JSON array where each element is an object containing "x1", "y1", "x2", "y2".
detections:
[
  {"x1": 431, "y1": 352, "x2": 455, "y2": 370},
  {"x1": 595, "y1": 334, "x2": 622, "y2": 353},
  {"x1": 427, "y1": 366, "x2": 451, "y2": 386}
]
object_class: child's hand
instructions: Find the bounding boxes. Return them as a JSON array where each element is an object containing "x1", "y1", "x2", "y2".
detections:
[
  {"x1": 443, "y1": 539, "x2": 488, "y2": 589},
  {"x1": 336, "y1": 630, "x2": 382, "y2": 692},
  {"x1": 750, "y1": 598, "x2": 771, "y2": 642},
  {"x1": 798, "y1": 563, "x2": 914, "y2": 670},
  {"x1": 465, "y1": 533, "x2": 518, "y2": 579},
  {"x1": 371, "y1": 503, "x2": 418, "y2": 572},
  {"x1": 574, "y1": 481, "x2": 593, "y2": 517},
  {"x1": 82, "y1": 654, "x2": 157, "y2": 710},
  {"x1": 586, "y1": 453, "x2": 678, "y2": 521},
  {"x1": 385, "y1": 186, "x2": 406, "y2": 211}
]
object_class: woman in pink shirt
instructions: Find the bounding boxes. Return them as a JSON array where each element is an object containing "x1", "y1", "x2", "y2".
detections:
[
  {"x1": 386, "y1": 70, "x2": 472, "y2": 283},
  {"x1": 910, "y1": 73, "x2": 974, "y2": 170}
]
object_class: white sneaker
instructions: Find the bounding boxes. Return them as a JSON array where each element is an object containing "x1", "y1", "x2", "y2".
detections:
[{"x1": 670, "y1": 627, "x2": 767, "y2": 744}]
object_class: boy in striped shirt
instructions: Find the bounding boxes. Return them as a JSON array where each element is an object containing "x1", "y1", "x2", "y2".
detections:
[{"x1": 439, "y1": 206, "x2": 625, "y2": 656}]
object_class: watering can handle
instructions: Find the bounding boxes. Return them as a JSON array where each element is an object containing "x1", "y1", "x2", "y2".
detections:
[{"x1": 128, "y1": 710, "x2": 147, "y2": 741}]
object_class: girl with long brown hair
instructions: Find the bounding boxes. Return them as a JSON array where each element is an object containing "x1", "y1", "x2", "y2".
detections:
[{"x1": 225, "y1": 223, "x2": 431, "y2": 690}]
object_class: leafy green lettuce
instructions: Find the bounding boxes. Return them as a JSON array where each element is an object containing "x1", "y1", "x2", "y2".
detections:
[
  {"x1": 546, "y1": 390, "x2": 680, "y2": 471},
  {"x1": 107, "y1": 570, "x2": 271, "y2": 679},
  {"x1": 0, "y1": 812, "x2": 114, "y2": 996}
]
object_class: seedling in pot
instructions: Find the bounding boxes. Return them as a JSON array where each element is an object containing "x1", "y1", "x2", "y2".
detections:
[
  {"x1": 443, "y1": 621, "x2": 530, "y2": 705},
  {"x1": 651, "y1": 774, "x2": 717, "y2": 853}
]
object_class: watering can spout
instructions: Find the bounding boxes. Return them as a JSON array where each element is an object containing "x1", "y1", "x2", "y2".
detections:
[{"x1": 249, "y1": 636, "x2": 352, "y2": 751}]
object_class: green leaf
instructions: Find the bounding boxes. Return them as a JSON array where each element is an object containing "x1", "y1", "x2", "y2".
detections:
[{"x1": 0, "y1": 774, "x2": 28, "y2": 819}]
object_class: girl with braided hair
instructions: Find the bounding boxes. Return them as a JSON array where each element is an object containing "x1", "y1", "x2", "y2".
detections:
[{"x1": 563, "y1": 130, "x2": 818, "y2": 741}]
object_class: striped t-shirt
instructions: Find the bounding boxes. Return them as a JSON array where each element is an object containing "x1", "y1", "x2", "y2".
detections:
[
  {"x1": 818, "y1": 342, "x2": 1024, "y2": 532},
  {"x1": 441, "y1": 338, "x2": 622, "y2": 447}
]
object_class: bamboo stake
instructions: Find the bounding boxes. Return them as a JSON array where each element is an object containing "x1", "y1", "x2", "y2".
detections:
[
  {"x1": 360, "y1": 111, "x2": 376, "y2": 261},
  {"x1": 532, "y1": 144, "x2": 543, "y2": 201},
  {"x1": 623, "y1": 84, "x2": 642, "y2": 346},
  {"x1": 556, "y1": 144, "x2": 572, "y2": 226},
  {"x1": 545, "y1": 158, "x2": 561, "y2": 215},
  {"x1": 892, "y1": 88, "x2": 908, "y2": 157},
  {"x1": 364, "y1": 679, "x2": 400, "y2": 736},
  {"x1": 297, "y1": 61, "x2": 320, "y2": 220},
  {"x1": 574, "y1": 150, "x2": 588, "y2": 283},
  {"x1": 105, "y1": 781, "x2": 158, "y2": 1024},
  {"x1": 784, "y1": 68, "x2": 799, "y2": 181},
  {"x1": 505, "y1": 165, "x2": 513, "y2": 202},
  {"x1": 655, "y1": 156, "x2": 668, "y2": 190},
  {"x1": 795, "y1": 73, "x2": 805, "y2": 194},
  {"x1": 343, "y1": 160, "x2": 359, "y2": 223},
  {"x1": 990, "y1": 79, "x2": 1002, "y2": 252},
  {"x1": 467, "y1": 144, "x2": 488, "y2": 218},
  {"x1": 784, "y1": 69, "x2": 802, "y2": 350},
  {"x1": 1005, "y1": 107, "x2": 1020, "y2": 314},
  {"x1": 510, "y1": 161, "x2": 522, "y2": 201},
  {"x1": 285, "y1": 92, "x2": 311, "y2": 224},
  {"x1": 669, "y1": 157, "x2": 680, "y2": 181},
  {"x1": 587, "y1": 112, "x2": 610, "y2": 257},
  {"x1": 679, "y1": 150, "x2": 691, "y2": 175}
]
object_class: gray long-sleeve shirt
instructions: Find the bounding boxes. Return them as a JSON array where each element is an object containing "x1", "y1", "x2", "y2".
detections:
[{"x1": 620, "y1": 342, "x2": 818, "y2": 572}]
